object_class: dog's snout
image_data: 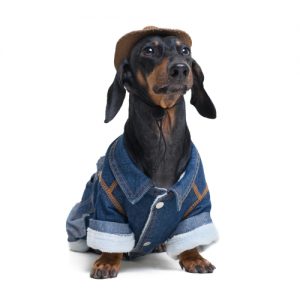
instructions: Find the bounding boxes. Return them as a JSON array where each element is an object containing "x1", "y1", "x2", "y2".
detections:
[{"x1": 169, "y1": 63, "x2": 189, "y2": 81}]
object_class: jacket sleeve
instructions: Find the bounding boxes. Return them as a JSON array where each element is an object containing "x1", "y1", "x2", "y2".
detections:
[
  {"x1": 66, "y1": 157, "x2": 135, "y2": 253},
  {"x1": 86, "y1": 171, "x2": 135, "y2": 253},
  {"x1": 165, "y1": 190, "x2": 218, "y2": 258}
]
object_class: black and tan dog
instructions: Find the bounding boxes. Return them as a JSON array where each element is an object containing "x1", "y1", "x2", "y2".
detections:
[{"x1": 66, "y1": 26, "x2": 218, "y2": 279}]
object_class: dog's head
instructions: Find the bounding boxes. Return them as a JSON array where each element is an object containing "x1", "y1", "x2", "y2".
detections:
[{"x1": 105, "y1": 28, "x2": 216, "y2": 122}]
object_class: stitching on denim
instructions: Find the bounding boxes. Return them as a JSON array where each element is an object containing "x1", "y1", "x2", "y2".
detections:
[
  {"x1": 98, "y1": 173, "x2": 126, "y2": 217},
  {"x1": 182, "y1": 184, "x2": 209, "y2": 219},
  {"x1": 183, "y1": 153, "x2": 200, "y2": 200},
  {"x1": 109, "y1": 180, "x2": 117, "y2": 192},
  {"x1": 177, "y1": 150, "x2": 201, "y2": 210}
]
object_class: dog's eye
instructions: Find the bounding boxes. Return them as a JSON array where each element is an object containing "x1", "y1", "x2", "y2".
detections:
[
  {"x1": 180, "y1": 47, "x2": 191, "y2": 56},
  {"x1": 142, "y1": 46, "x2": 155, "y2": 56}
]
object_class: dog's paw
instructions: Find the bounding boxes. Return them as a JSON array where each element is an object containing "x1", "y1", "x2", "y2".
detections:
[
  {"x1": 178, "y1": 249, "x2": 215, "y2": 273},
  {"x1": 179, "y1": 256, "x2": 215, "y2": 273},
  {"x1": 90, "y1": 253, "x2": 122, "y2": 279},
  {"x1": 90, "y1": 263, "x2": 119, "y2": 279}
]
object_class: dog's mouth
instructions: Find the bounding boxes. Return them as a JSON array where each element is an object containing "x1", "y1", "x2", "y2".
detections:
[{"x1": 153, "y1": 84, "x2": 190, "y2": 95}]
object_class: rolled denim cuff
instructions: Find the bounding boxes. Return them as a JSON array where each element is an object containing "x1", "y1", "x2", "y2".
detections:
[
  {"x1": 166, "y1": 214, "x2": 218, "y2": 258},
  {"x1": 87, "y1": 219, "x2": 135, "y2": 252},
  {"x1": 172, "y1": 212, "x2": 213, "y2": 236}
]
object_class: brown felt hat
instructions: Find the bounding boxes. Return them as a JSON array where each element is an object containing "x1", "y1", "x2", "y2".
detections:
[{"x1": 114, "y1": 26, "x2": 192, "y2": 69}]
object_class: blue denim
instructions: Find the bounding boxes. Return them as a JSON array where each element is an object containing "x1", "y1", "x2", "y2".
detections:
[{"x1": 66, "y1": 135, "x2": 218, "y2": 258}]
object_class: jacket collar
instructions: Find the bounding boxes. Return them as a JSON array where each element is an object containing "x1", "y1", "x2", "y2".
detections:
[{"x1": 108, "y1": 135, "x2": 200, "y2": 210}]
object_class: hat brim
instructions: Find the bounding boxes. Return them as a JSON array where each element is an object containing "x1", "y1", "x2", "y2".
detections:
[{"x1": 114, "y1": 27, "x2": 192, "y2": 69}]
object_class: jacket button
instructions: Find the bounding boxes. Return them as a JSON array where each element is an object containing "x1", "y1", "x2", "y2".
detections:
[
  {"x1": 156, "y1": 202, "x2": 164, "y2": 209},
  {"x1": 143, "y1": 242, "x2": 151, "y2": 247}
]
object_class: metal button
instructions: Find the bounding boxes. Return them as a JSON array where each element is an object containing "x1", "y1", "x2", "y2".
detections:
[
  {"x1": 143, "y1": 242, "x2": 151, "y2": 247},
  {"x1": 156, "y1": 202, "x2": 164, "y2": 209}
]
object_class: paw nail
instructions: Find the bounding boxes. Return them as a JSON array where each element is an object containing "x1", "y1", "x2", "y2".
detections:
[
  {"x1": 102, "y1": 270, "x2": 108, "y2": 278},
  {"x1": 96, "y1": 269, "x2": 102, "y2": 278},
  {"x1": 110, "y1": 270, "x2": 117, "y2": 278},
  {"x1": 195, "y1": 266, "x2": 204, "y2": 273}
]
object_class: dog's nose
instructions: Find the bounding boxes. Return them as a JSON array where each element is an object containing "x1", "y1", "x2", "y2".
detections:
[{"x1": 169, "y1": 63, "x2": 189, "y2": 80}]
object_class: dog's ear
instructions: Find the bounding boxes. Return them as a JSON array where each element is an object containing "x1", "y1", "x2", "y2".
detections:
[
  {"x1": 105, "y1": 60, "x2": 131, "y2": 123},
  {"x1": 190, "y1": 60, "x2": 216, "y2": 119}
]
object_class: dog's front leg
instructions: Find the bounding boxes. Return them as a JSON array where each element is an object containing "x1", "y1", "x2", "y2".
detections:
[
  {"x1": 90, "y1": 252, "x2": 123, "y2": 279},
  {"x1": 178, "y1": 248, "x2": 215, "y2": 273}
]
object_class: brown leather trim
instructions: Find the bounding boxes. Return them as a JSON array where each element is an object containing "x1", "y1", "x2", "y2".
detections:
[
  {"x1": 98, "y1": 174, "x2": 126, "y2": 217},
  {"x1": 182, "y1": 184, "x2": 209, "y2": 219}
]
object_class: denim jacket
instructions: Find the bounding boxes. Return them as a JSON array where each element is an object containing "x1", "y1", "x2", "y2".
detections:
[{"x1": 66, "y1": 135, "x2": 218, "y2": 258}]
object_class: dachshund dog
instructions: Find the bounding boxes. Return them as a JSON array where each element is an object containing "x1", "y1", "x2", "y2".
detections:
[{"x1": 66, "y1": 27, "x2": 218, "y2": 279}]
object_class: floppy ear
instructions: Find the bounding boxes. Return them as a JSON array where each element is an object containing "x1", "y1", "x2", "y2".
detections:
[
  {"x1": 105, "y1": 61, "x2": 130, "y2": 123},
  {"x1": 190, "y1": 60, "x2": 216, "y2": 119}
]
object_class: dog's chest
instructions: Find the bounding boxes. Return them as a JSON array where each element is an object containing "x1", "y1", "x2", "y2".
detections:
[{"x1": 140, "y1": 140, "x2": 189, "y2": 188}]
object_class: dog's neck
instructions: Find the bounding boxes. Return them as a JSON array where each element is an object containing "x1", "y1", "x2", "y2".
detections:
[{"x1": 124, "y1": 94, "x2": 191, "y2": 188}]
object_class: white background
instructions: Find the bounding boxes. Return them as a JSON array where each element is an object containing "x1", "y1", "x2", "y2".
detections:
[{"x1": 1, "y1": 0, "x2": 299, "y2": 299}]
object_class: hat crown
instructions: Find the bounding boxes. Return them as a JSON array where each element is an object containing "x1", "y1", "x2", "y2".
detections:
[{"x1": 143, "y1": 26, "x2": 159, "y2": 30}]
